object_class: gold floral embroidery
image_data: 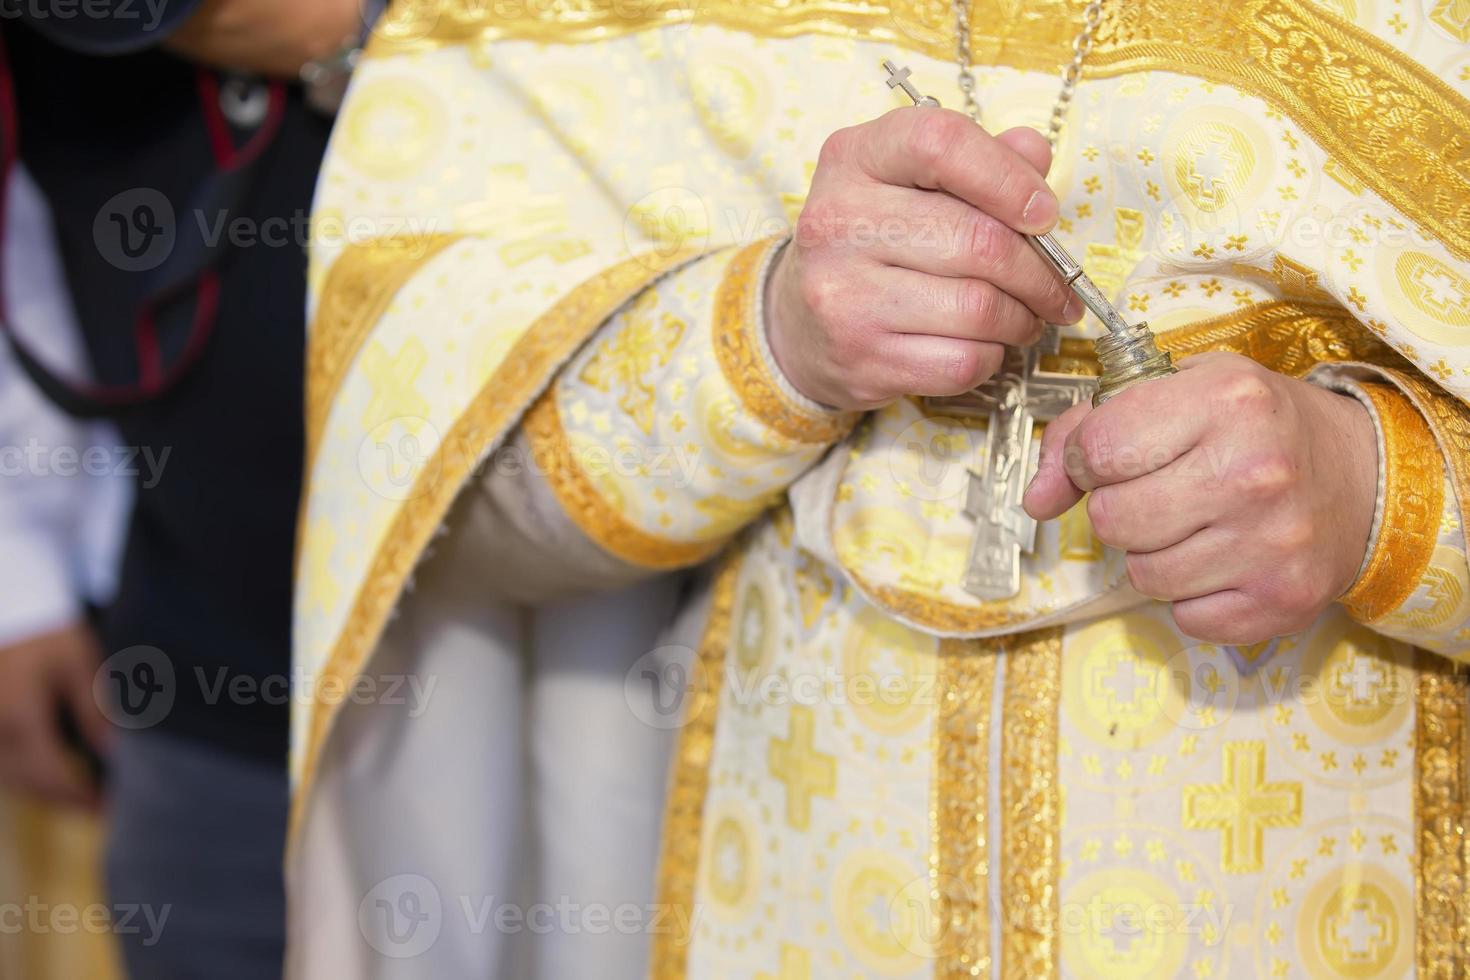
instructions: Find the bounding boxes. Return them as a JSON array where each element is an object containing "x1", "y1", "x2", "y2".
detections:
[
  {"x1": 305, "y1": 233, "x2": 461, "y2": 467},
  {"x1": 1340, "y1": 384, "x2": 1445, "y2": 623},
  {"x1": 1374, "y1": 367, "x2": 1470, "y2": 563},
  {"x1": 934, "y1": 637, "x2": 996, "y2": 978},
  {"x1": 713, "y1": 237, "x2": 856, "y2": 444},
  {"x1": 523, "y1": 390, "x2": 726, "y2": 569},
  {"x1": 652, "y1": 553, "x2": 743, "y2": 980},
  {"x1": 1414, "y1": 654, "x2": 1470, "y2": 979},
  {"x1": 1000, "y1": 628, "x2": 1063, "y2": 976},
  {"x1": 1156, "y1": 299, "x2": 1398, "y2": 377},
  {"x1": 373, "y1": 0, "x2": 1470, "y2": 261},
  {"x1": 577, "y1": 290, "x2": 687, "y2": 436},
  {"x1": 290, "y1": 247, "x2": 702, "y2": 847}
]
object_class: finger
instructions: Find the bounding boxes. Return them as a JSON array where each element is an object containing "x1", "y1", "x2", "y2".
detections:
[
  {"x1": 868, "y1": 187, "x2": 1081, "y2": 325},
  {"x1": 1123, "y1": 528, "x2": 1240, "y2": 602},
  {"x1": 872, "y1": 266, "x2": 1045, "y2": 347},
  {"x1": 856, "y1": 108, "x2": 1059, "y2": 234},
  {"x1": 1062, "y1": 372, "x2": 1215, "y2": 491},
  {"x1": 1171, "y1": 590, "x2": 1304, "y2": 647},
  {"x1": 16, "y1": 721, "x2": 96, "y2": 808},
  {"x1": 994, "y1": 126, "x2": 1054, "y2": 177},
  {"x1": 1084, "y1": 448, "x2": 1218, "y2": 552},
  {"x1": 870, "y1": 333, "x2": 1007, "y2": 400},
  {"x1": 1023, "y1": 400, "x2": 1092, "y2": 520},
  {"x1": 62, "y1": 651, "x2": 111, "y2": 757}
]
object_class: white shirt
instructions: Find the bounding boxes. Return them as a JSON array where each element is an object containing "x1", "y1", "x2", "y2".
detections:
[{"x1": 0, "y1": 165, "x2": 130, "y2": 645}]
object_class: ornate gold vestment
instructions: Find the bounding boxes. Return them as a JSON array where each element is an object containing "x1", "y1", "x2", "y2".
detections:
[{"x1": 291, "y1": 1, "x2": 1470, "y2": 976}]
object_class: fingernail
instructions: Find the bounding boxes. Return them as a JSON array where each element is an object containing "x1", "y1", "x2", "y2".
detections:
[
  {"x1": 1063, "y1": 295, "x2": 1084, "y2": 322},
  {"x1": 1022, "y1": 190, "x2": 1057, "y2": 232}
]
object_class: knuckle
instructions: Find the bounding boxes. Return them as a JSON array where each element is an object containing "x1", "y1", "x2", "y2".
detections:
[
  {"x1": 794, "y1": 197, "x2": 846, "y2": 251},
  {"x1": 1124, "y1": 552, "x2": 1157, "y2": 597},
  {"x1": 817, "y1": 126, "x2": 857, "y2": 170},
  {"x1": 940, "y1": 344, "x2": 985, "y2": 392},
  {"x1": 1086, "y1": 490, "x2": 1118, "y2": 543},
  {"x1": 955, "y1": 279, "x2": 998, "y2": 326},
  {"x1": 1077, "y1": 418, "x2": 1116, "y2": 475},
  {"x1": 1273, "y1": 516, "x2": 1313, "y2": 555},
  {"x1": 906, "y1": 112, "x2": 968, "y2": 172},
  {"x1": 1234, "y1": 451, "x2": 1297, "y2": 499},
  {"x1": 965, "y1": 213, "x2": 1005, "y2": 269},
  {"x1": 1217, "y1": 368, "x2": 1276, "y2": 414},
  {"x1": 798, "y1": 268, "x2": 845, "y2": 325},
  {"x1": 1170, "y1": 604, "x2": 1215, "y2": 642},
  {"x1": 971, "y1": 343, "x2": 1006, "y2": 386}
]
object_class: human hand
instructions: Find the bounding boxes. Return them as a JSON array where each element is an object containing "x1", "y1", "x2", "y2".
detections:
[
  {"x1": 165, "y1": 0, "x2": 365, "y2": 78},
  {"x1": 764, "y1": 108, "x2": 1084, "y2": 410},
  {"x1": 0, "y1": 623, "x2": 110, "y2": 808},
  {"x1": 1023, "y1": 352, "x2": 1379, "y2": 644}
]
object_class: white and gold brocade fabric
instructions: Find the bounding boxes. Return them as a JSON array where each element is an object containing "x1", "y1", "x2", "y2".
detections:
[{"x1": 293, "y1": 0, "x2": 1470, "y2": 976}]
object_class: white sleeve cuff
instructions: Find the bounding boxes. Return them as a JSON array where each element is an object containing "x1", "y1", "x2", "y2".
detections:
[{"x1": 0, "y1": 529, "x2": 81, "y2": 646}]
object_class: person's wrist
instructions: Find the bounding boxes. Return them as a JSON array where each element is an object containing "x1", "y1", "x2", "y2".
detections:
[
  {"x1": 762, "y1": 245, "x2": 831, "y2": 409},
  {"x1": 1317, "y1": 385, "x2": 1380, "y2": 596}
]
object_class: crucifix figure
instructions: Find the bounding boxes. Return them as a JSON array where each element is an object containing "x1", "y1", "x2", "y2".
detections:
[
  {"x1": 879, "y1": 61, "x2": 1167, "y2": 599},
  {"x1": 934, "y1": 327, "x2": 1096, "y2": 600}
]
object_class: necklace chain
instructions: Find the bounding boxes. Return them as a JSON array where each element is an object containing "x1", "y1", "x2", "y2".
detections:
[{"x1": 952, "y1": 0, "x2": 1105, "y2": 148}]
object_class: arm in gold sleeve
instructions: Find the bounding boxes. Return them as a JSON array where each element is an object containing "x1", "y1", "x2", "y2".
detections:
[
  {"x1": 460, "y1": 236, "x2": 854, "y2": 601},
  {"x1": 1311, "y1": 370, "x2": 1470, "y2": 662}
]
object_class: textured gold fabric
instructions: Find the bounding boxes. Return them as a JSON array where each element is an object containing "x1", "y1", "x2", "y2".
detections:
[{"x1": 1340, "y1": 384, "x2": 1446, "y2": 623}]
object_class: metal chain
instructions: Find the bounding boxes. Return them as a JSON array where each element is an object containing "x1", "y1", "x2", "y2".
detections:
[{"x1": 953, "y1": 0, "x2": 1105, "y2": 148}]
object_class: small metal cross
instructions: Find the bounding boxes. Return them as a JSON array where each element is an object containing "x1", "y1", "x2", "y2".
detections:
[{"x1": 882, "y1": 60, "x2": 940, "y2": 107}]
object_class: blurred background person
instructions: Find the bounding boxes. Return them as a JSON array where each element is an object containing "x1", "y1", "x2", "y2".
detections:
[{"x1": 0, "y1": 0, "x2": 376, "y2": 975}]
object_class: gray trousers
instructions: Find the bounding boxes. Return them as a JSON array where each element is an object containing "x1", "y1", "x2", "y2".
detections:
[{"x1": 105, "y1": 731, "x2": 288, "y2": 980}]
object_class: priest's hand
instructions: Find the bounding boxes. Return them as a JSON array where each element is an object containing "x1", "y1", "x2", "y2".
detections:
[
  {"x1": 0, "y1": 623, "x2": 109, "y2": 809},
  {"x1": 1022, "y1": 352, "x2": 1379, "y2": 645},
  {"x1": 166, "y1": 0, "x2": 364, "y2": 78},
  {"x1": 765, "y1": 109, "x2": 1085, "y2": 410}
]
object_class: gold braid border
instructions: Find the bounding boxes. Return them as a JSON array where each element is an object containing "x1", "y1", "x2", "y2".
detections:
[
  {"x1": 651, "y1": 552, "x2": 743, "y2": 980},
  {"x1": 1373, "y1": 368, "x2": 1470, "y2": 564},
  {"x1": 304, "y1": 234, "x2": 462, "y2": 469},
  {"x1": 523, "y1": 390, "x2": 726, "y2": 569},
  {"x1": 713, "y1": 237, "x2": 856, "y2": 445},
  {"x1": 370, "y1": 0, "x2": 1470, "y2": 261},
  {"x1": 933, "y1": 638, "x2": 997, "y2": 978},
  {"x1": 289, "y1": 247, "x2": 702, "y2": 847},
  {"x1": 1414, "y1": 654, "x2": 1470, "y2": 980},
  {"x1": 1339, "y1": 384, "x2": 1445, "y2": 623},
  {"x1": 1000, "y1": 628, "x2": 1063, "y2": 977}
]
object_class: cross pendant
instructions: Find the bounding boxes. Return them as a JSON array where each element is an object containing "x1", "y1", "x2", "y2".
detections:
[{"x1": 942, "y1": 328, "x2": 1096, "y2": 600}]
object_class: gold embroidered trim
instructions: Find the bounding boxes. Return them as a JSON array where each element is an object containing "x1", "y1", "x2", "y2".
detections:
[
  {"x1": 1000, "y1": 628, "x2": 1062, "y2": 976},
  {"x1": 651, "y1": 553, "x2": 743, "y2": 980},
  {"x1": 934, "y1": 637, "x2": 996, "y2": 978},
  {"x1": 1156, "y1": 300, "x2": 1397, "y2": 378},
  {"x1": 523, "y1": 390, "x2": 727, "y2": 569},
  {"x1": 1377, "y1": 367, "x2": 1470, "y2": 564},
  {"x1": 1339, "y1": 384, "x2": 1445, "y2": 623},
  {"x1": 370, "y1": 0, "x2": 1470, "y2": 261},
  {"x1": 289, "y1": 247, "x2": 702, "y2": 847},
  {"x1": 1414, "y1": 654, "x2": 1470, "y2": 979},
  {"x1": 713, "y1": 237, "x2": 856, "y2": 445},
  {"x1": 847, "y1": 565, "x2": 1066, "y2": 634},
  {"x1": 305, "y1": 234, "x2": 461, "y2": 467}
]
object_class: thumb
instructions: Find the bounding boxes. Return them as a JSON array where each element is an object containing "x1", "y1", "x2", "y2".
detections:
[{"x1": 1023, "y1": 400, "x2": 1090, "y2": 520}]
